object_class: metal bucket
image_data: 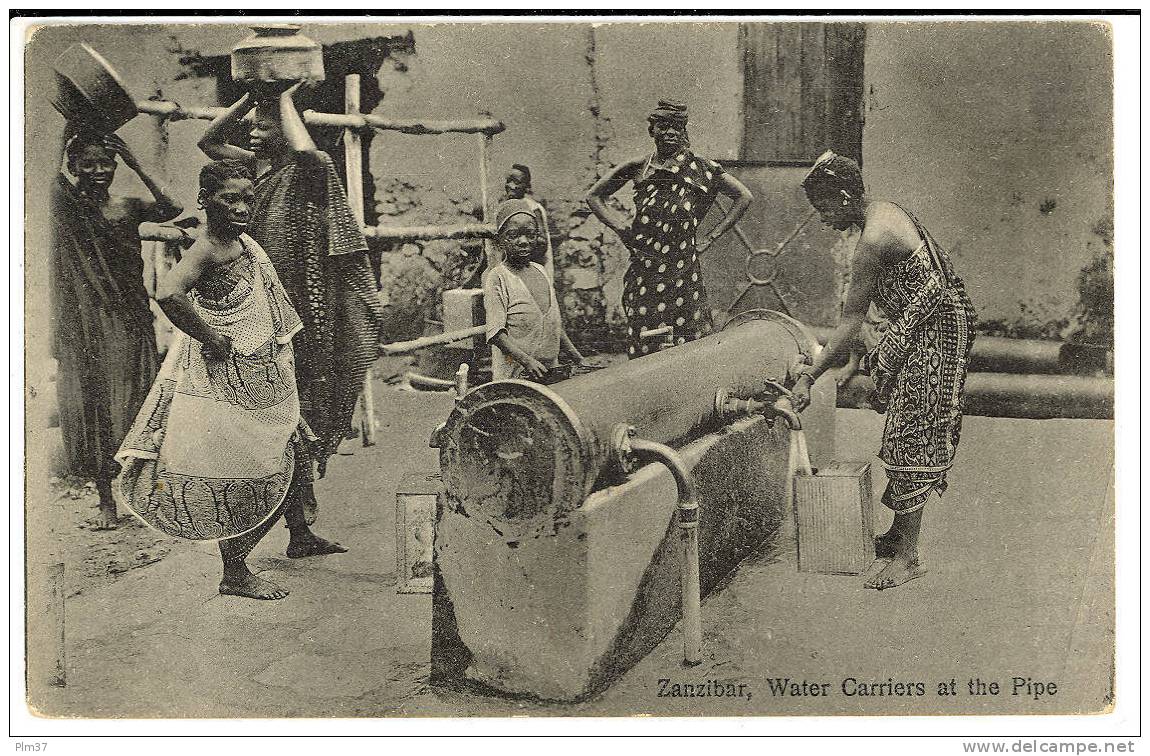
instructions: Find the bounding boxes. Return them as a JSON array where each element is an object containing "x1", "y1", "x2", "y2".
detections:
[
  {"x1": 52, "y1": 43, "x2": 138, "y2": 132},
  {"x1": 231, "y1": 24, "x2": 325, "y2": 85}
]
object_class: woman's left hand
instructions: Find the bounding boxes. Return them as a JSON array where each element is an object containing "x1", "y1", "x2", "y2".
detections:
[{"x1": 791, "y1": 371, "x2": 815, "y2": 412}]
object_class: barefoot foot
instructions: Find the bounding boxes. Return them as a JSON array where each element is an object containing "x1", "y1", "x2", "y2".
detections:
[
  {"x1": 92, "y1": 503, "x2": 119, "y2": 530},
  {"x1": 286, "y1": 532, "x2": 349, "y2": 559},
  {"x1": 219, "y1": 573, "x2": 289, "y2": 600},
  {"x1": 864, "y1": 556, "x2": 927, "y2": 591},
  {"x1": 874, "y1": 530, "x2": 900, "y2": 559}
]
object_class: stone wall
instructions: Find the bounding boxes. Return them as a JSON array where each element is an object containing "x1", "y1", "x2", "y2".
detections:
[{"x1": 23, "y1": 21, "x2": 1115, "y2": 362}]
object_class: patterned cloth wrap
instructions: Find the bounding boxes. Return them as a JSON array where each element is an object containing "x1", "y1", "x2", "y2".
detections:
[
  {"x1": 248, "y1": 150, "x2": 382, "y2": 482},
  {"x1": 622, "y1": 149, "x2": 724, "y2": 357},
  {"x1": 861, "y1": 207, "x2": 977, "y2": 513},
  {"x1": 116, "y1": 236, "x2": 312, "y2": 541}
]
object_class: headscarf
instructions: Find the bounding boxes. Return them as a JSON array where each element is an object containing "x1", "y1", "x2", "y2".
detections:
[
  {"x1": 801, "y1": 150, "x2": 864, "y2": 197},
  {"x1": 494, "y1": 198, "x2": 540, "y2": 234},
  {"x1": 647, "y1": 99, "x2": 689, "y2": 128}
]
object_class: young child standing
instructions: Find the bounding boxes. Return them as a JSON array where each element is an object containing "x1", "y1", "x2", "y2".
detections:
[{"x1": 484, "y1": 199, "x2": 588, "y2": 382}]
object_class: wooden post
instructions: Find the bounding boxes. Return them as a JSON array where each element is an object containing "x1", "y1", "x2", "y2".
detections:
[
  {"x1": 472, "y1": 129, "x2": 496, "y2": 377},
  {"x1": 344, "y1": 74, "x2": 377, "y2": 448},
  {"x1": 477, "y1": 129, "x2": 496, "y2": 372},
  {"x1": 48, "y1": 563, "x2": 66, "y2": 687},
  {"x1": 477, "y1": 130, "x2": 495, "y2": 270},
  {"x1": 29, "y1": 562, "x2": 66, "y2": 689},
  {"x1": 379, "y1": 325, "x2": 489, "y2": 356},
  {"x1": 343, "y1": 76, "x2": 366, "y2": 226}
]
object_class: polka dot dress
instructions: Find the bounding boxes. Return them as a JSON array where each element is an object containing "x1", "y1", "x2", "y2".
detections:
[{"x1": 622, "y1": 150, "x2": 723, "y2": 358}]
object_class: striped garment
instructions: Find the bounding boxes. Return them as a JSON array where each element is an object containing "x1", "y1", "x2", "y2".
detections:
[{"x1": 49, "y1": 175, "x2": 159, "y2": 482}]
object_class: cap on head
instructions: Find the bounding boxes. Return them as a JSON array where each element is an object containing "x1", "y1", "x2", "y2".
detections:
[
  {"x1": 509, "y1": 163, "x2": 532, "y2": 186},
  {"x1": 494, "y1": 198, "x2": 539, "y2": 234},
  {"x1": 648, "y1": 99, "x2": 688, "y2": 127}
]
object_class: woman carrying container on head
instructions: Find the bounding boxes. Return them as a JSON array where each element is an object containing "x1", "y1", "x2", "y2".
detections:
[
  {"x1": 791, "y1": 151, "x2": 976, "y2": 591},
  {"x1": 484, "y1": 199, "x2": 589, "y2": 382},
  {"x1": 50, "y1": 128, "x2": 182, "y2": 529},
  {"x1": 198, "y1": 81, "x2": 381, "y2": 547}
]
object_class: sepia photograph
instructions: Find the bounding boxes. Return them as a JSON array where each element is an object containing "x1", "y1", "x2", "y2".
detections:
[{"x1": 11, "y1": 9, "x2": 1137, "y2": 747}]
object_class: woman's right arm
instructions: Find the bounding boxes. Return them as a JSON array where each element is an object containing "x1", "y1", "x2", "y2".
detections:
[
  {"x1": 585, "y1": 159, "x2": 642, "y2": 243},
  {"x1": 792, "y1": 235, "x2": 883, "y2": 410},
  {"x1": 156, "y1": 247, "x2": 232, "y2": 359},
  {"x1": 198, "y1": 93, "x2": 256, "y2": 161},
  {"x1": 278, "y1": 82, "x2": 319, "y2": 154}
]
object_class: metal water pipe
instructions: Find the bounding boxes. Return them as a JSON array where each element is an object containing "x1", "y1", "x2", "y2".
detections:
[{"x1": 611, "y1": 424, "x2": 702, "y2": 667}]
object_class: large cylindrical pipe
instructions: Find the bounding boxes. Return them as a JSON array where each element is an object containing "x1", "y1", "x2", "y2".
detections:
[
  {"x1": 809, "y1": 328, "x2": 1107, "y2": 376},
  {"x1": 837, "y1": 372, "x2": 1113, "y2": 420},
  {"x1": 436, "y1": 310, "x2": 827, "y2": 539},
  {"x1": 965, "y1": 336, "x2": 1064, "y2": 374}
]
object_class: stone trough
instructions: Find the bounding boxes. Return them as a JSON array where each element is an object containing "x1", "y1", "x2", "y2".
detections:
[{"x1": 430, "y1": 310, "x2": 835, "y2": 701}]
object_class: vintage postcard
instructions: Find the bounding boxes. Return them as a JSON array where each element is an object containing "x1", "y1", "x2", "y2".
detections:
[{"x1": 13, "y1": 10, "x2": 1136, "y2": 745}]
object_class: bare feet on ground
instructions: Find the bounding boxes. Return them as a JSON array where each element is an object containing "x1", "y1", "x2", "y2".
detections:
[
  {"x1": 864, "y1": 555, "x2": 927, "y2": 591},
  {"x1": 219, "y1": 572, "x2": 290, "y2": 600},
  {"x1": 92, "y1": 502, "x2": 119, "y2": 530},
  {"x1": 874, "y1": 529, "x2": 900, "y2": 559},
  {"x1": 286, "y1": 532, "x2": 349, "y2": 559}
]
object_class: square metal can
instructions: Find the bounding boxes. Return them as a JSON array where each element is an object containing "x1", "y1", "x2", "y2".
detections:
[{"x1": 792, "y1": 461, "x2": 874, "y2": 575}]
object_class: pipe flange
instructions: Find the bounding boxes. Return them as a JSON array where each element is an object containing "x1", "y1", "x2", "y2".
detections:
[
  {"x1": 721, "y1": 308, "x2": 823, "y2": 363},
  {"x1": 713, "y1": 388, "x2": 731, "y2": 422}
]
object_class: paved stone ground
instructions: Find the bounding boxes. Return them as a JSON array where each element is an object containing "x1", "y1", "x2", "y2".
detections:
[{"x1": 26, "y1": 376, "x2": 1114, "y2": 719}]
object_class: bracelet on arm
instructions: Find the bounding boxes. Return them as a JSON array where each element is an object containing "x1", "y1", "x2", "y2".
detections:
[{"x1": 796, "y1": 368, "x2": 818, "y2": 385}]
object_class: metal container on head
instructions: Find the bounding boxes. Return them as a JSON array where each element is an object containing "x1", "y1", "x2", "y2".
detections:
[
  {"x1": 231, "y1": 24, "x2": 326, "y2": 85},
  {"x1": 52, "y1": 43, "x2": 138, "y2": 133}
]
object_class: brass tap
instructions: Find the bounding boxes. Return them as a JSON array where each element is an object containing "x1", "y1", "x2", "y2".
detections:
[{"x1": 713, "y1": 382, "x2": 802, "y2": 430}]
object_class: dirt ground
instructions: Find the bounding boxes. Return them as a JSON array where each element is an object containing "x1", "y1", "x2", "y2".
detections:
[
  {"x1": 24, "y1": 360, "x2": 1114, "y2": 719},
  {"x1": 37, "y1": 476, "x2": 174, "y2": 599},
  {"x1": 27, "y1": 356, "x2": 418, "y2": 601},
  {"x1": 27, "y1": 352, "x2": 628, "y2": 602}
]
